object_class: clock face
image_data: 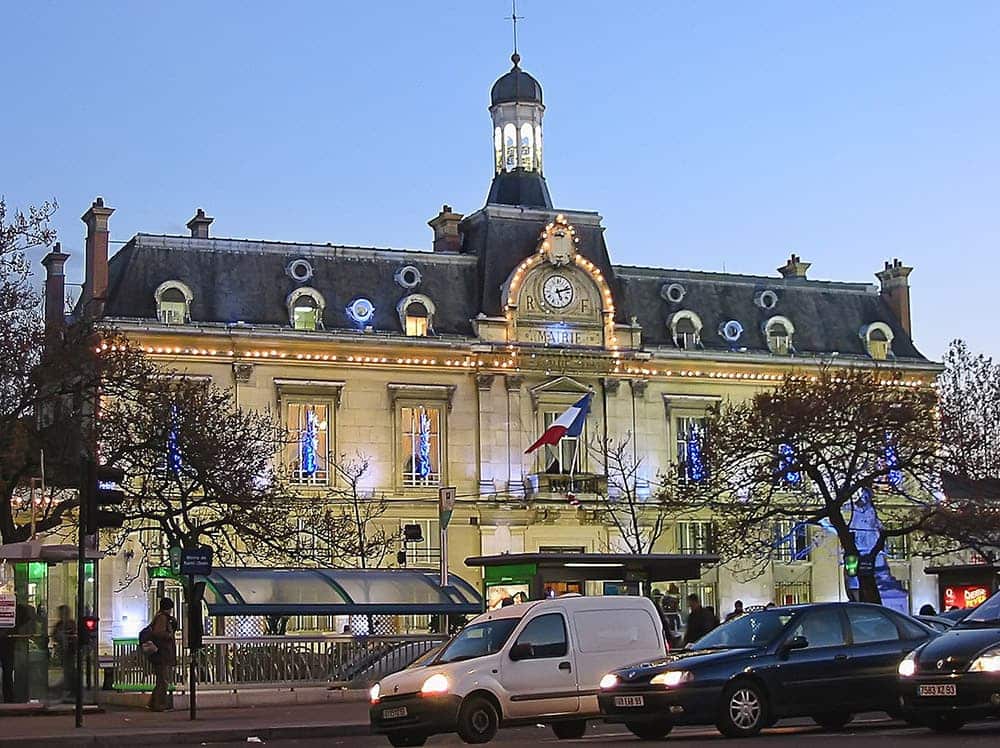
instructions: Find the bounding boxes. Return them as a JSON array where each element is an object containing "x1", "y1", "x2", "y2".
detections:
[{"x1": 542, "y1": 274, "x2": 574, "y2": 309}]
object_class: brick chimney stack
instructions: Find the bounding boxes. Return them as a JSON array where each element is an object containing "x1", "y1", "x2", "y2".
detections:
[
  {"x1": 428, "y1": 205, "x2": 463, "y2": 253},
  {"x1": 876, "y1": 258, "x2": 914, "y2": 336},
  {"x1": 41, "y1": 242, "x2": 70, "y2": 333},
  {"x1": 81, "y1": 197, "x2": 114, "y2": 319},
  {"x1": 187, "y1": 208, "x2": 214, "y2": 238},
  {"x1": 777, "y1": 253, "x2": 811, "y2": 280}
]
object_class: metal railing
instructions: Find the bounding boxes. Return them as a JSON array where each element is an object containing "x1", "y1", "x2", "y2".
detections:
[{"x1": 112, "y1": 634, "x2": 446, "y2": 691}]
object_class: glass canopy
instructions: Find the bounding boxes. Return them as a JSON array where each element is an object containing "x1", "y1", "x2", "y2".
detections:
[{"x1": 199, "y1": 567, "x2": 482, "y2": 617}]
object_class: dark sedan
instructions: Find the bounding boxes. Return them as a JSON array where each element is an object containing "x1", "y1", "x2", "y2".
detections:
[
  {"x1": 898, "y1": 589, "x2": 1000, "y2": 732},
  {"x1": 598, "y1": 602, "x2": 934, "y2": 739}
]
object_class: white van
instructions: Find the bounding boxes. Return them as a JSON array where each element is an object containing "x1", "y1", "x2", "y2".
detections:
[{"x1": 369, "y1": 595, "x2": 666, "y2": 746}]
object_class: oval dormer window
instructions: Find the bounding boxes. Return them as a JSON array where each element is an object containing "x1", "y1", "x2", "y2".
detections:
[
  {"x1": 395, "y1": 265, "x2": 422, "y2": 290},
  {"x1": 661, "y1": 282, "x2": 686, "y2": 304},
  {"x1": 287, "y1": 258, "x2": 314, "y2": 283}
]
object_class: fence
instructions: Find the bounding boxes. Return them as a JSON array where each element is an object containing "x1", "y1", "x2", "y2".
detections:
[{"x1": 112, "y1": 634, "x2": 445, "y2": 691}]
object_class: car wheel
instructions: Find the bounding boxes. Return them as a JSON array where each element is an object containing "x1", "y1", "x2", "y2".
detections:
[
  {"x1": 812, "y1": 712, "x2": 853, "y2": 730},
  {"x1": 625, "y1": 720, "x2": 674, "y2": 740},
  {"x1": 717, "y1": 681, "x2": 768, "y2": 738},
  {"x1": 386, "y1": 732, "x2": 428, "y2": 747},
  {"x1": 551, "y1": 719, "x2": 588, "y2": 739},
  {"x1": 456, "y1": 695, "x2": 500, "y2": 744},
  {"x1": 928, "y1": 714, "x2": 965, "y2": 733}
]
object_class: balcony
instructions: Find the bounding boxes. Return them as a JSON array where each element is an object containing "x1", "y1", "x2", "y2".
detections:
[{"x1": 526, "y1": 472, "x2": 607, "y2": 497}]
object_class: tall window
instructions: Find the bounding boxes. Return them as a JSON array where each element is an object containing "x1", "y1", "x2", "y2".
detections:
[
  {"x1": 401, "y1": 405, "x2": 441, "y2": 486},
  {"x1": 868, "y1": 328, "x2": 890, "y2": 360},
  {"x1": 519, "y1": 122, "x2": 534, "y2": 170},
  {"x1": 286, "y1": 402, "x2": 331, "y2": 484},
  {"x1": 399, "y1": 518, "x2": 440, "y2": 564},
  {"x1": 885, "y1": 531, "x2": 910, "y2": 561},
  {"x1": 765, "y1": 317, "x2": 794, "y2": 355},
  {"x1": 675, "y1": 417, "x2": 708, "y2": 482},
  {"x1": 674, "y1": 317, "x2": 699, "y2": 349},
  {"x1": 158, "y1": 287, "x2": 188, "y2": 324},
  {"x1": 539, "y1": 409, "x2": 587, "y2": 474},
  {"x1": 404, "y1": 302, "x2": 429, "y2": 336},
  {"x1": 774, "y1": 521, "x2": 810, "y2": 562},
  {"x1": 503, "y1": 123, "x2": 517, "y2": 171},
  {"x1": 677, "y1": 521, "x2": 714, "y2": 554},
  {"x1": 287, "y1": 287, "x2": 325, "y2": 331}
]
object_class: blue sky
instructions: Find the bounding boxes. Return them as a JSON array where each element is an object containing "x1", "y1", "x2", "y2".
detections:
[{"x1": 3, "y1": 1, "x2": 997, "y2": 360}]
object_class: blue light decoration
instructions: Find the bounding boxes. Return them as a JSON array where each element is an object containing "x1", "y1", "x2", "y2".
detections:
[
  {"x1": 346, "y1": 297, "x2": 375, "y2": 328},
  {"x1": 300, "y1": 407, "x2": 319, "y2": 478},
  {"x1": 884, "y1": 434, "x2": 903, "y2": 489},
  {"x1": 167, "y1": 404, "x2": 182, "y2": 476},
  {"x1": 415, "y1": 409, "x2": 432, "y2": 480},
  {"x1": 686, "y1": 423, "x2": 707, "y2": 483},
  {"x1": 777, "y1": 442, "x2": 802, "y2": 486},
  {"x1": 845, "y1": 488, "x2": 910, "y2": 613}
]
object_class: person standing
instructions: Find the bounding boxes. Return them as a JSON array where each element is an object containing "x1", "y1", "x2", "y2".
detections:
[
  {"x1": 148, "y1": 598, "x2": 177, "y2": 711},
  {"x1": 725, "y1": 600, "x2": 745, "y2": 622},
  {"x1": 51, "y1": 605, "x2": 76, "y2": 701},
  {"x1": 683, "y1": 594, "x2": 718, "y2": 646}
]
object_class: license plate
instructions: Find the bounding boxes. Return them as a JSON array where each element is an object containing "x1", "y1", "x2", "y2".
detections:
[
  {"x1": 614, "y1": 695, "x2": 645, "y2": 708},
  {"x1": 382, "y1": 706, "x2": 408, "y2": 719},
  {"x1": 918, "y1": 684, "x2": 956, "y2": 697}
]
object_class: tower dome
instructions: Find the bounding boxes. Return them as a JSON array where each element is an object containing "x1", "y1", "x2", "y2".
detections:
[{"x1": 490, "y1": 54, "x2": 543, "y2": 105}]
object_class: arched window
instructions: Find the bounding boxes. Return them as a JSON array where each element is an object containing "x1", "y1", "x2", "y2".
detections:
[
  {"x1": 669, "y1": 310, "x2": 703, "y2": 350},
  {"x1": 494, "y1": 127, "x2": 503, "y2": 172},
  {"x1": 860, "y1": 322, "x2": 894, "y2": 360},
  {"x1": 519, "y1": 122, "x2": 534, "y2": 170},
  {"x1": 764, "y1": 315, "x2": 795, "y2": 355},
  {"x1": 287, "y1": 287, "x2": 326, "y2": 331},
  {"x1": 397, "y1": 294, "x2": 436, "y2": 337},
  {"x1": 154, "y1": 281, "x2": 193, "y2": 325},
  {"x1": 503, "y1": 123, "x2": 517, "y2": 171},
  {"x1": 534, "y1": 124, "x2": 543, "y2": 172}
]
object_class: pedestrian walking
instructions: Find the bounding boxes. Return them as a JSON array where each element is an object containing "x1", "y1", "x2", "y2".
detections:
[{"x1": 146, "y1": 598, "x2": 178, "y2": 711}]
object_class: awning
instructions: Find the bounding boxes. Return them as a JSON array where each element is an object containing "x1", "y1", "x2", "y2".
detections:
[
  {"x1": 465, "y1": 553, "x2": 718, "y2": 582},
  {"x1": 197, "y1": 567, "x2": 482, "y2": 617}
]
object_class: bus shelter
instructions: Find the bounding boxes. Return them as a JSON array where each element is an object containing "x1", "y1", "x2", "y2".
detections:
[{"x1": 465, "y1": 552, "x2": 719, "y2": 609}]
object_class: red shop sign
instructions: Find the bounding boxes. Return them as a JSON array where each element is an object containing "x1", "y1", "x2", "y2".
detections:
[{"x1": 943, "y1": 584, "x2": 990, "y2": 609}]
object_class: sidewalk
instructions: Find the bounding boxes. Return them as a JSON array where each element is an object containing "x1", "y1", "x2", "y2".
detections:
[{"x1": 0, "y1": 701, "x2": 371, "y2": 747}]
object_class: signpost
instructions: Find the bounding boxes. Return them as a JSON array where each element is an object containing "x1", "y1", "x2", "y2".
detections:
[
  {"x1": 438, "y1": 487, "x2": 456, "y2": 587},
  {"x1": 179, "y1": 547, "x2": 212, "y2": 720}
]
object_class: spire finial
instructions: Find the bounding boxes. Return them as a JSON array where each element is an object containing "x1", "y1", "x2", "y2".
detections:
[{"x1": 507, "y1": 0, "x2": 523, "y2": 66}]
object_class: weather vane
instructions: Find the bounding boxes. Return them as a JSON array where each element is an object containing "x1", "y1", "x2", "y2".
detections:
[{"x1": 506, "y1": 0, "x2": 524, "y2": 63}]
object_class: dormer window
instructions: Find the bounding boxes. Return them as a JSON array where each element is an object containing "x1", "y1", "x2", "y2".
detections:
[
  {"x1": 764, "y1": 315, "x2": 795, "y2": 355},
  {"x1": 287, "y1": 288, "x2": 326, "y2": 331},
  {"x1": 861, "y1": 322, "x2": 894, "y2": 360},
  {"x1": 669, "y1": 310, "x2": 702, "y2": 350},
  {"x1": 154, "y1": 281, "x2": 193, "y2": 325},
  {"x1": 397, "y1": 294, "x2": 436, "y2": 337}
]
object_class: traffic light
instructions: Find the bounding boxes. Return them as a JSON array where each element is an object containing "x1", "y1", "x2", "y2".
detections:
[
  {"x1": 188, "y1": 581, "x2": 206, "y2": 650},
  {"x1": 86, "y1": 461, "x2": 126, "y2": 534},
  {"x1": 844, "y1": 553, "x2": 860, "y2": 577},
  {"x1": 81, "y1": 615, "x2": 98, "y2": 646}
]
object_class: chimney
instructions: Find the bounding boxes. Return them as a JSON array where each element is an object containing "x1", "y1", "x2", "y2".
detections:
[
  {"x1": 876, "y1": 258, "x2": 914, "y2": 336},
  {"x1": 41, "y1": 242, "x2": 70, "y2": 333},
  {"x1": 428, "y1": 204, "x2": 463, "y2": 253},
  {"x1": 187, "y1": 208, "x2": 214, "y2": 238},
  {"x1": 81, "y1": 197, "x2": 114, "y2": 319},
  {"x1": 778, "y1": 253, "x2": 811, "y2": 280}
]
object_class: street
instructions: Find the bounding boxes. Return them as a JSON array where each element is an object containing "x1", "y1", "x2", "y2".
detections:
[{"x1": 204, "y1": 717, "x2": 1000, "y2": 747}]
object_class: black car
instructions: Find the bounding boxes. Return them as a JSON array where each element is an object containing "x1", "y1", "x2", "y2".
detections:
[
  {"x1": 598, "y1": 602, "x2": 934, "y2": 739},
  {"x1": 898, "y1": 589, "x2": 1000, "y2": 732}
]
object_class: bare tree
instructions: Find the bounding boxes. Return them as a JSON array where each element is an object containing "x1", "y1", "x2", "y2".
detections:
[
  {"x1": 590, "y1": 433, "x2": 670, "y2": 555},
  {"x1": 670, "y1": 367, "x2": 942, "y2": 604}
]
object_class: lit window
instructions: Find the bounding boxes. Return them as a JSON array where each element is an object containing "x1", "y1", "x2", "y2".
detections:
[
  {"x1": 675, "y1": 416, "x2": 708, "y2": 483},
  {"x1": 539, "y1": 409, "x2": 587, "y2": 474},
  {"x1": 861, "y1": 322, "x2": 894, "y2": 361},
  {"x1": 154, "y1": 281, "x2": 193, "y2": 325},
  {"x1": 503, "y1": 123, "x2": 517, "y2": 171},
  {"x1": 285, "y1": 402, "x2": 330, "y2": 484},
  {"x1": 287, "y1": 288, "x2": 325, "y2": 331},
  {"x1": 765, "y1": 316, "x2": 795, "y2": 355},
  {"x1": 669, "y1": 311, "x2": 702, "y2": 350},
  {"x1": 397, "y1": 294, "x2": 435, "y2": 337},
  {"x1": 519, "y1": 122, "x2": 534, "y2": 170},
  {"x1": 401, "y1": 405, "x2": 441, "y2": 487}
]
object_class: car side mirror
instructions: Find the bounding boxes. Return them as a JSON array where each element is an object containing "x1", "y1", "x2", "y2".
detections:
[
  {"x1": 780, "y1": 635, "x2": 809, "y2": 657},
  {"x1": 509, "y1": 642, "x2": 532, "y2": 661}
]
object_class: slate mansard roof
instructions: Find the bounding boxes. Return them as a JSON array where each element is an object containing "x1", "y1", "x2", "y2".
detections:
[{"x1": 103, "y1": 206, "x2": 926, "y2": 363}]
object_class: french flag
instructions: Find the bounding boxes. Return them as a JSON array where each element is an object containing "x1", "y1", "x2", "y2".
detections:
[{"x1": 525, "y1": 394, "x2": 593, "y2": 454}]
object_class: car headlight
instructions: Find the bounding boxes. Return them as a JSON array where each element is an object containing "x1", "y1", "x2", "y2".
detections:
[
  {"x1": 970, "y1": 647, "x2": 1000, "y2": 673},
  {"x1": 369, "y1": 682, "x2": 381, "y2": 703},
  {"x1": 599, "y1": 673, "x2": 619, "y2": 690},
  {"x1": 898, "y1": 651, "x2": 917, "y2": 677},
  {"x1": 420, "y1": 673, "x2": 450, "y2": 695},
  {"x1": 650, "y1": 670, "x2": 692, "y2": 687}
]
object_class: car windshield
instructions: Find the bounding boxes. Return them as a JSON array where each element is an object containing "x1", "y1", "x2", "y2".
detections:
[
  {"x1": 690, "y1": 610, "x2": 795, "y2": 650},
  {"x1": 956, "y1": 591, "x2": 1000, "y2": 627},
  {"x1": 435, "y1": 618, "x2": 521, "y2": 664}
]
